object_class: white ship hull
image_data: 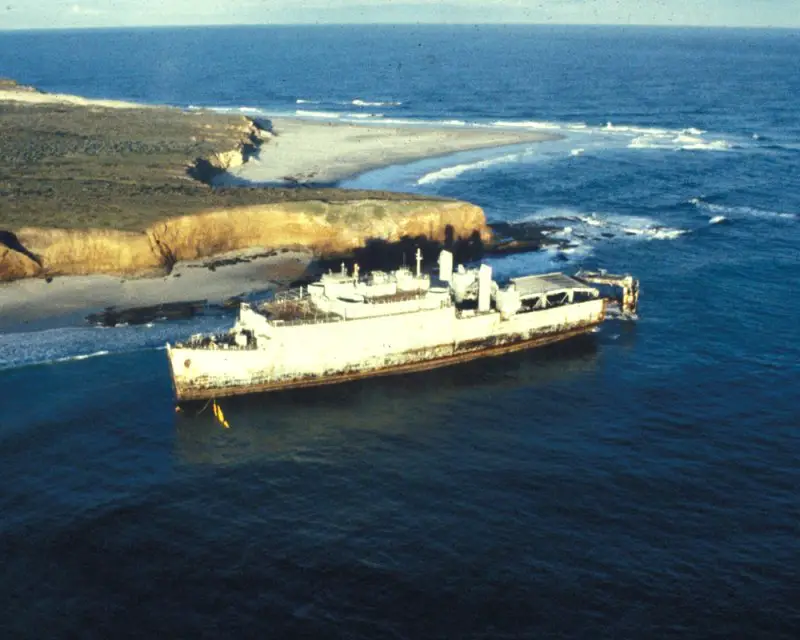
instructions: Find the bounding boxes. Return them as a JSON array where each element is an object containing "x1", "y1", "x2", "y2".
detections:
[{"x1": 168, "y1": 298, "x2": 606, "y2": 401}]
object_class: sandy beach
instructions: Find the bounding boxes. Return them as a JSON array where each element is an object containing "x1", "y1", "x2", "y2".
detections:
[
  {"x1": 0, "y1": 249, "x2": 314, "y2": 333},
  {"x1": 0, "y1": 86, "x2": 559, "y2": 188},
  {"x1": 0, "y1": 79, "x2": 159, "y2": 111},
  {"x1": 230, "y1": 116, "x2": 559, "y2": 185}
]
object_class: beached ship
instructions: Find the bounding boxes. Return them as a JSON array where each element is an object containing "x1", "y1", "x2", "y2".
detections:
[{"x1": 166, "y1": 250, "x2": 638, "y2": 401}]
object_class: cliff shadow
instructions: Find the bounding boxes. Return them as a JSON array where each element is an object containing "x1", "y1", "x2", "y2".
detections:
[
  {"x1": 0, "y1": 229, "x2": 43, "y2": 268},
  {"x1": 0, "y1": 230, "x2": 42, "y2": 265},
  {"x1": 313, "y1": 227, "x2": 485, "y2": 277}
]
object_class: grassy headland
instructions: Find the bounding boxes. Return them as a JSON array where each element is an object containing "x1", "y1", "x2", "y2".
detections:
[{"x1": 0, "y1": 81, "x2": 554, "y2": 287}]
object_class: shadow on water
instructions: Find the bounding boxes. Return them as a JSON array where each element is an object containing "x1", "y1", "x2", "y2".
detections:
[
  {"x1": 312, "y1": 222, "x2": 558, "y2": 279},
  {"x1": 313, "y1": 227, "x2": 485, "y2": 278},
  {"x1": 175, "y1": 334, "x2": 600, "y2": 466}
]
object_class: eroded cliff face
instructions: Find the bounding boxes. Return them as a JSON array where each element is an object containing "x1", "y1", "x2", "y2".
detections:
[
  {"x1": 0, "y1": 199, "x2": 490, "y2": 281},
  {"x1": 186, "y1": 119, "x2": 273, "y2": 184},
  {"x1": 0, "y1": 245, "x2": 41, "y2": 280}
]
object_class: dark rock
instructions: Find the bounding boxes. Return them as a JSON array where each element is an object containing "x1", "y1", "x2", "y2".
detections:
[{"x1": 86, "y1": 300, "x2": 207, "y2": 327}]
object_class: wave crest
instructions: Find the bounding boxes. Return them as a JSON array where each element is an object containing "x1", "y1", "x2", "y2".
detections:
[
  {"x1": 351, "y1": 99, "x2": 402, "y2": 107},
  {"x1": 416, "y1": 152, "x2": 524, "y2": 185},
  {"x1": 295, "y1": 109, "x2": 341, "y2": 119},
  {"x1": 517, "y1": 208, "x2": 689, "y2": 243},
  {"x1": 691, "y1": 198, "x2": 797, "y2": 221}
]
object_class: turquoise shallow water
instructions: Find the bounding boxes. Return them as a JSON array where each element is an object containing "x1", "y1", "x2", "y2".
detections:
[{"x1": 1, "y1": 25, "x2": 799, "y2": 638}]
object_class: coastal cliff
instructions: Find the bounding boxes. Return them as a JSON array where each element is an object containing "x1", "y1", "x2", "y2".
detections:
[
  {"x1": 4, "y1": 200, "x2": 488, "y2": 280},
  {"x1": 0, "y1": 83, "x2": 492, "y2": 282},
  {"x1": 186, "y1": 117, "x2": 273, "y2": 184}
]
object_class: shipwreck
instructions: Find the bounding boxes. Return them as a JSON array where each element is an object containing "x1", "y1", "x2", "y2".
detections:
[{"x1": 166, "y1": 249, "x2": 639, "y2": 401}]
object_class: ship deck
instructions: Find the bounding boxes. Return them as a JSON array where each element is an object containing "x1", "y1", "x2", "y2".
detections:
[{"x1": 510, "y1": 273, "x2": 599, "y2": 299}]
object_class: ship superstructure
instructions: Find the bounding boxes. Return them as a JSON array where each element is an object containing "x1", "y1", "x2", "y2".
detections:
[{"x1": 167, "y1": 249, "x2": 638, "y2": 401}]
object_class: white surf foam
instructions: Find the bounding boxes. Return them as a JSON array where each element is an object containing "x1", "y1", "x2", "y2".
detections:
[
  {"x1": 490, "y1": 120, "x2": 565, "y2": 131},
  {"x1": 416, "y1": 151, "x2": 524, "y2": 185},
  {"x1": 55, "y1": 350, "x2": 110, "y2": 363},
  {"x1": 603, "y1": 122, "x2": 672, "y2": 136},
  {"x1": 628, "y1": 132, "x2": 732, "y2": 152},
  {"x1": 295, "y1": 99, "x2": 320, "y2": 104},
  {"x1": 481, "y1": 119, "x2": 739, "y2": 155},
  {"x1": 351, "y1": 99, "x2": 402, "y2": 107},
  {"x1": 621, "y1": 226, "x2": 688, "y2": 240},
  {"x1": 679, "y1": 139, "x2": 732, "y2": 151},
  {"x1": 295, "y1": 109, "x2": 342, "y2": 119},
  {"x1": 570, "y1": 148, "x2": 585, "y2": 156},
  {"x1": 691, "y1": 198, "x2": 797, "y2": 221},
  {"x1": 0, "y1": 316, "x2": 231, "y2": 372},
  {"x1": 516, "y1": 208, "x2": 688, "y2": 244},
  {"x1": 202, "y1": 105, "x2": 271, "y2": 117},
  {"x1": 345, "y1": 112, "x2": 385, "y2": 119}
]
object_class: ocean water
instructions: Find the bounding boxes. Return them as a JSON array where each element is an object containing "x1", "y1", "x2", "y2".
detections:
[{"x1": 1, "y1": 25, "x2": 799, "y2": 638}]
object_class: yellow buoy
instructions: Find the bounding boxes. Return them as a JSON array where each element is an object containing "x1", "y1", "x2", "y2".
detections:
[{"x1": 212, "y1": 400, "x2": 230, "y2": 429}]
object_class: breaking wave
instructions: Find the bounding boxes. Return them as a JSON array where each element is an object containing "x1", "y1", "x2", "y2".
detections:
[
  {"x1": 345, "y1": 112, "x2": 385, "y2": 119},
  {"x1": 295, "y1": 98, "x2": 402, "y2": 108},
  {"x1": 517, "y1": 208, "x2": 689, "y2": 244},
  {"x1": 55, "y1": 350, "x2": 110, "y2": 363},
  {"x1": 629, "y1": 133, "x2": 732, "y2": 152},
  {"x1": 192, "y1": 105, "x2": 272, "y2": 117},
  {"x1": 416, "y1": 151, "x2": 528, "y2": 185},
  {"x1": 0, "y1": 317, "x2": 231, "y2": 372},
  {"x1": 479, "y1": 207, "x2": 694, "y2": 280},
  {"x1": 295, "y1": 109, "x2": 342, "y2": 119},
  {"x1": 490, "y1": 120, "x2": 565, "y2": 130},
  {"x1": 488, "y1": 119, "x2": 737, "y2": 152},
  {"x1": 690, "y1": 198, "x2": 797, "y2": 221},
  {"x1": 351, "y1": 99, "x2": 402, "y2": 107}
]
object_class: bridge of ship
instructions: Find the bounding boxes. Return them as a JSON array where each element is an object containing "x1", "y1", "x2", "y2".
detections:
[{"x1": 254, "y1": 267, "x2": 447, "y2": 326}]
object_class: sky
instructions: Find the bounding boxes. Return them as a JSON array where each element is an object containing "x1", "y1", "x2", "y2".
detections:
[{"x1": 2, "y1": 0, "x2": 798, "y2": 30}]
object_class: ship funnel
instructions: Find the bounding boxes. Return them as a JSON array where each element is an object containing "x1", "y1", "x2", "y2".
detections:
[
  {"x1": 478, "y1": 264, "x2": 492, "y2": 313},
  {"x1": 438, "y1": 250, "x2": 453, "y2": 283}
]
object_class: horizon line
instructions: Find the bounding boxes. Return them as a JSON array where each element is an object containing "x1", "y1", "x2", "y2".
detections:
[{"x1": 2, "y1": 22, "x2": 800, "y2": 34}]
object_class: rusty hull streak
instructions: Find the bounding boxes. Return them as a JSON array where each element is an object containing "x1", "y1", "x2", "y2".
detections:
[{"x1": 174, "y1": 322, "x2": 601, "y2": 402}]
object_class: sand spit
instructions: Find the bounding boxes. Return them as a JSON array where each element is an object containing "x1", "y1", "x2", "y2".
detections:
[{"x1": 230, "y1": 116, "x2": 561, "y2": 186}]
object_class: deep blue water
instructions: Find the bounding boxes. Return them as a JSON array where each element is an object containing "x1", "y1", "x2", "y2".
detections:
[{"x1": 1, "y1": 26, "x2": 799, "y2": 638}]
